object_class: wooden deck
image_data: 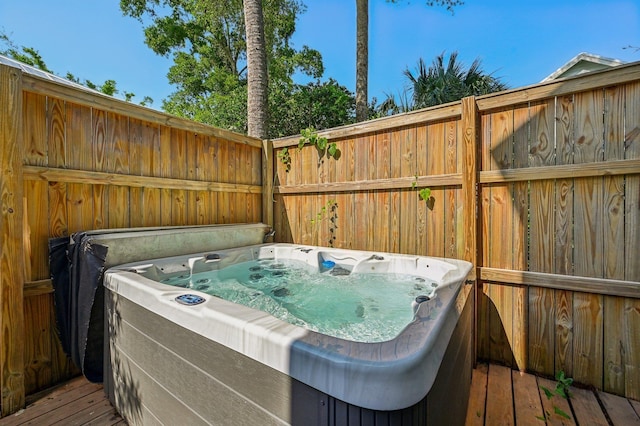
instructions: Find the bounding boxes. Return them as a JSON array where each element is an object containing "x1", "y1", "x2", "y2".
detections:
[
  {"x1": 0, "y1": 376, "x2": 125, "y2": 426},
  {"x1": 466, "y1": 363, "x2": 640, "y2": 426},
  {"x1": 1, "y1": 363, "x2": 639, "y2": 425}
]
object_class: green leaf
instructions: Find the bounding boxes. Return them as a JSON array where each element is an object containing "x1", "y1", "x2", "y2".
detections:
[
  {"x1": 555, "y1": 386, "x2": 568, "y2": 399},
  {"x1": 418, "y1": 187, "x2": 432, "y2": 201},
  {"x1": 540, "y1": 386, "x2": 554, "y2": 400},
  {"x1": 327, "y1": 142, "x2": 338, "y2": 158},
  {"x1": 553, "y1": 406, "x2": 571, "y2": 419},
  {"x1": 316, "y1": 137, "x2": 327, "y2": 151}
]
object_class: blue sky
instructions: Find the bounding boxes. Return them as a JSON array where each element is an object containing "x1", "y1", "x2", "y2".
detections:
[{"x1": 1, "y1": 0, "x2": 639, "y2": 110}]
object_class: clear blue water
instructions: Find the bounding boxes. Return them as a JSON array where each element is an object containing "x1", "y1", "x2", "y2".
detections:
[{"x1": 161, "y1": 259, "x2": 437, "y2": 343}]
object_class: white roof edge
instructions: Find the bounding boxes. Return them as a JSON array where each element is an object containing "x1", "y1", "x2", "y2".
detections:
[
  {"x1": 542, "y1": 52, "x2": 626, "y2": 82},
  {"x1": 0, "y1": 54, "x2": 105, "y2": 95}
]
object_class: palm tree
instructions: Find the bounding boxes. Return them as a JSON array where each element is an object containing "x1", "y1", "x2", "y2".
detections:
[
  {"x1": 354, "y1": 1, "x2": 464, "y2": 122},
  {"x1": 244, "y1": 0, "x2": 268, "y2": 138},
  {"x1": 355, "y1": 0, "x2": 368, "y2": 122},
  {"x1": 408, "y1": 51, "x2": 507, "y2": 108},
  {"x1": 379, "y1": 51, "x2": 507, "y2": 115}
]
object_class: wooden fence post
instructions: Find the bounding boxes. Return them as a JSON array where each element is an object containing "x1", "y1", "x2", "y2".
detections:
[
  {"x1": 461, "y1": 95, "x2": 480, "y2": 366},
  {"x1": 0, "y1": 63, "x2": 26, "y2": 416},
  {"x1": 461, "y1": 96, "x2": 479, "y2": 277},
  {"x1": 262, "y1": 139, "x2": 274, "y2": 231}
]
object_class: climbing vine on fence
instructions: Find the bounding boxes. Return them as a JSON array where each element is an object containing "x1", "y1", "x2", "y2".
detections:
[{"x1": 279, "y1": 127, "x2": 341, "y2": 172}]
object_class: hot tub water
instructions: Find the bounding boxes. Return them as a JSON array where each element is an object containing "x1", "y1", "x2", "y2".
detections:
[{"x1": 159, "y1": 258, "x2": 437, "y2": 342}]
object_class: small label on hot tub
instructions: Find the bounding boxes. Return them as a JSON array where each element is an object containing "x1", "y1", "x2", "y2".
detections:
[{"x1": 175, "y1": 294, "x2": 206, "y2": 305}]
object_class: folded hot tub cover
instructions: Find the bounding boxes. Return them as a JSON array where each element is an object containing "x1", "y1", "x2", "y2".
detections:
[{"x1": 50, "y1": 233, "x2": 108, "y2": 383}]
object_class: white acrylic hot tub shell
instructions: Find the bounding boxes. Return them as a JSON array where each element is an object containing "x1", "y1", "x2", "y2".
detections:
[{"x1": 104, "y1": 244, "x2": 472, "y2": 412}]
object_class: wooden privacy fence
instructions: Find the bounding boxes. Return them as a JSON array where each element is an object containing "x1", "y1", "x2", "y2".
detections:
[
  {"x1": 2, "y1": 57, "x2": 640, "y2": 418},
  {"x1": 272, "y1": 62, "x2": 640, "y2": 400},
  {"x1": 0, "y1": 61, "x2": 268, "y2": 416}
]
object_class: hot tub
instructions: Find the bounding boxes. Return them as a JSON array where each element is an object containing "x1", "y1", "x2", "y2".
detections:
[{"x1": 103, "y1": 242, "x2": 473, "y2": 426}]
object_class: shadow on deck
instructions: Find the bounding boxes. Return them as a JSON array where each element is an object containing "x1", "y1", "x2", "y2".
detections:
[
  {"x1": 1, "y1": 363, "x2": 639, "y2": 425},
  {"x1": 0, "y1": 376, "x2": 125, "y2": 426}
]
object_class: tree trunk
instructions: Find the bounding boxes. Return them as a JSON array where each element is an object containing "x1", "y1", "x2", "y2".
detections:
[
  {"x1": 243, "y1": 0, "x2": 268, "y2": 138},
  {"x1": 355, "y1": 0, "x2": 368, "y2": 122}
]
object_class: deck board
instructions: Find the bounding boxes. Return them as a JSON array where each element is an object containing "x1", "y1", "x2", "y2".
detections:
[
  {"x1": 466, "y1": 362, "x2": 640, "y2": 426},
  {"x1": 0, "y1": 376, "x2": 124, "y2": 426},
  {"x1": 598, "y1": 391, "x2": 640, "y2": 425},
  {"x1": 569, "y1": 386, "x2": 609, "y2": 426},
  {"x1": 465, "y1": 362, "x2": 488, "y2": 425},
  {"x1": 2, "y1": 364, "x2": 640, "y2": 425},
  {"x1": 537, "y1": 377, "x2": 575, "y2": 426},
  {"x1": 485, "y1": 364, "x2": 514, "y2": 425},
  {"x1": 512, "y1": 369, "x2": 544, "y2": 424}
]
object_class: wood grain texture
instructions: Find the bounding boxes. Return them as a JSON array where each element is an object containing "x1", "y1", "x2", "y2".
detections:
[
  {"x1": 557, "y1": 96, "x2": 577, "y2": 271},
  {"x1": 528, "y1": 287, "x2": 555, "y2": 375},
  {"x1": 625, "y1": 297, "x2": 640, "y2": 400},
  {"x1": 399, "y1": 126, "x2": 417, "y2": 255},
  {"x1": 46, "y1": 98, "x2": 66, "y2": 168},
  {"x1": 512, "y1": 284, "x2": 528, "y2": 371},
  {"x1": 443, "y1": 120, "x2": 458, "y2": 259},
  {"x1": 480, "y1": 267, "x2": 640, "y2": 298},
  {"x1": 22, "y1": 92, "x2": 47, "y2": 166},
  {"x1": 512, "y1": 369, "x2": 544, "y2": 424},
  {"x1": 461, "y1": 97, "x2": 478, "y2": 272},
  {"x1": 272, "y1": 102, "x2": 462, "y2": 148},
  {"x1": 1, "y1": 64, "x2": 26, "y2": 415},
  {"x1": 572, "y1": 292, "x2": 603, "y2": 387},
  {"x1": 604, "y1": 296, "x2": 626, "y2": 395},
  {"x1": 91, "y1": 184, "x2": 107, "y2": 229},
  {"x1": 469, "y1": 363, "x2": 636, "y2": 426},
  {"x1": 569, "y1": 386, "x2": 609, "y2": 426},
  {"x1": 485, "y1": 364, "x2": 514, "y2": 425},
  {"x1": 475, "y1": 61, "x2": 640, "y2": 112},
  {"x1": 598, "y1": 391, "x2": 640, "y2": 425},
  {"x1": 602, "y1": 86, "x2": 625, "y2": 279},
  {"x1": 555, "y1": 290, "x2": 574, "y2": 377},
  {"x1": 465, "y1": 363, "x2": 488, "y2": 425},
  {"x1": 353, "y1": 134, "x2": 370, "y2": 250},
  {"x1": 573, "y1": 91, "x2": 604, "y2": 279},
  {"x1": 22, "y1": 294, "x2": 52, "y2": 395},
  {"x1": 625, "y1": 82, "x2": 640, "y2": 284},
  {"x1": 23, "y1": 180, "x2": 49, "y2": 281},
  {"x1": 477, "y1": 282, "x2": 490, "y2": 360},
  {"x1": 106, "y1": 112, "x2": 130, "y2": 175},
  {"x1": 261, "y1": 140, "x2": 273, "y2": 228},
  {"x1": 425, "y1": 122, "x2": 443, "y2": 257},
  {"x1": 376, "y1": 132, "x2": 391, "y2": 252},
  {"x1": 66, "y1": 183, "x2": 94, "y2": 234},
  {"x1": 529, "y1": 100, "x2": 555, "y2": 274},
  {"x1": 93, "y1": 109, "x2": 108, "y2": 173},
  {"x1": 274, "y1": 173, "x2": 462, "y2": 194},
  {"x1": 479, "y1": 158, "x2": 640, "y2": 183},
  {"x1": 65, "y1": 102, "x2": 92, "y2": 171},
  {"x1": 23, "y1": 74, "x2": 262, "y2": 148}
]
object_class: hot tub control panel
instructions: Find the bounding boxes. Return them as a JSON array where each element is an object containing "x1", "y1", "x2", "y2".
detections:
[{"x1": 175, "y1": 294, "x2": 206, "y2": 306}]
